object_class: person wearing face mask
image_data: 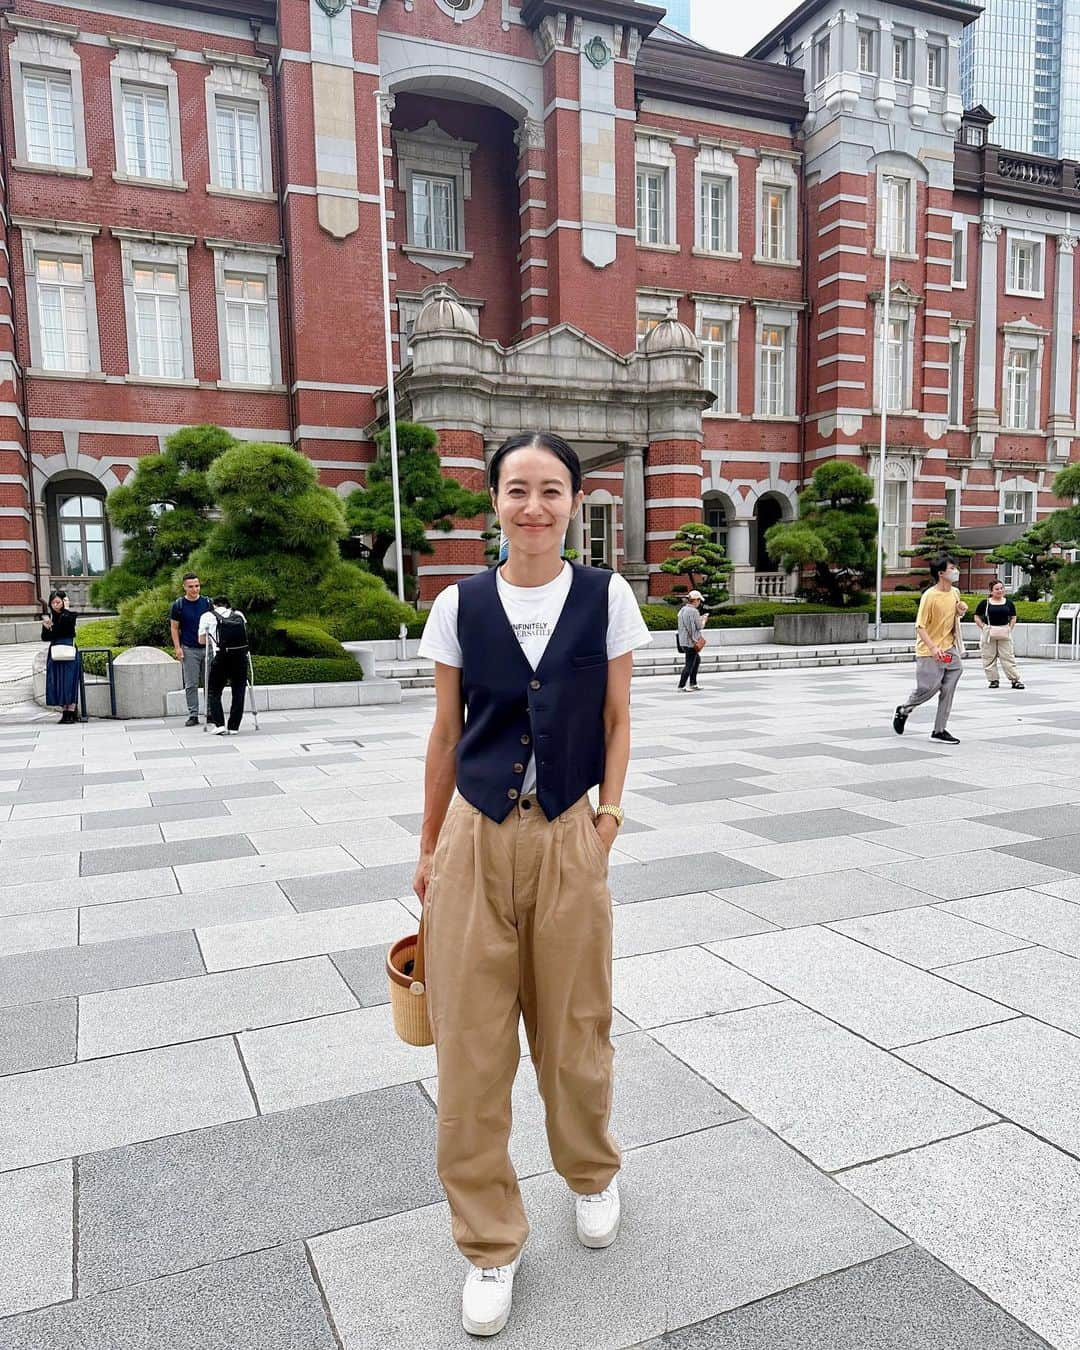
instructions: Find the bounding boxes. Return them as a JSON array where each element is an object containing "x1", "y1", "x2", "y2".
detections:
[
  {"x1": 198, "y1": 596, "x2": 248, "y2": 735},
  {"x1": 892, "y1": 556, "x2": 967, "y2": 745}
]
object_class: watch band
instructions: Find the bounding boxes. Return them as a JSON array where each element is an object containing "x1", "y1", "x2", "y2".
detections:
[{"x1": 595, "y1": 803, "x2": 624, "y2": 828}]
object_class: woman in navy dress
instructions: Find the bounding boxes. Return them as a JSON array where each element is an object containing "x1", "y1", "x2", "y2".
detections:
[{"x1": 41, "y1": 590, "x2": 81, "y2": 723}]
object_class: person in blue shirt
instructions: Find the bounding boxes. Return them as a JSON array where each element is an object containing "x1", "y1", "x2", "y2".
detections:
[{"x1": 169, "y1": 573, "x2": 212, "y2": 726}]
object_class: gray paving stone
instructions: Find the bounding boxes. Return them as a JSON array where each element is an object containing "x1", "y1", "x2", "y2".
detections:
[
  {"x1": 637, "y1": 779, "x2": 778, "y2": 805},
  {"x1": 867, "y1": 851, "x2": 1071, "y2": 901},
  {"x1": 846, "y1": 776, "x2": 977, "y2": 801},
  {"x1": 0, "y1": 1160, "x2": 72, "y2": 1318},
  {"x1": 81, "y1": 770, "x2": 146, "y2": 787},
  {"x1": 308, "y1": 1120, "x2": 906, "y2": 1350},
  {"x1": 996, "y1": 831, "x2": 1080, "y2": 872},
  {"x1": 329, "y1": 944, "x2": 391, "y2": 1006},
  {"x1": 712, "y1": 926, "x2": 1016, "y2": 1048},
  {"x1": 79, "y1": 882, "x2": 295, "y2": 945},
  {"x1": 639, "y1": 1246, "x2": 1049, "y2": 1350},
  {"x1": 250, "y1": 751, "x2": 360, "y2": 770},
  {"x1": 937, "y1": 946, "x2": 1080, "y2": 1035},
  {"x1": 0, "y1": 998, "x2": 76, "y2": 1074},
  {"x1": 423, "y1": 1032, "x2": 743, "y2": 1182},
  {"x1": 0, "y1": 869, "x2": 179, "y2": 921},
  {"x1": 654, "y1": 1002, "x2": 996, "y2": 1171},
  {"x1": 0, "y1": 908, "x2": 77, "y2": 959},
  {"x1": 0, "y1": 1244, "x2": 338, "y2": 1350},
  {"x1": 941, "y1": 888, "x2": 1080, "y2": 959},
  {"x1": 840, "y1": 1125, "x2": 1080, "y2": 1350},
  {"x1": 0, "y1": 1038, "x2": 255, "y2": 1171},
  {"x1": 829, "y1": 905, "x2": 1033, "y2": 969},
  {"x1": 77, "y1": 1083, "x2": 440, "y2": 1292},
  {"x1": 0, "y1": 930, "x2": 203, "y2": 1009},
  {"x1": 149, "y1": 781, "x2": 283, "y2": 806},
  {"x1": 856, "y1": 818, "x2": 1039, "y2": 858},
  {"x1": 612, "y1": 892, "x2": 776, "y2": 959},
  {"x1": 824, "y1": 746, "x2": 945, "y2": 764},
  {"x1": 0, "y1": 783, "x2": 83, "y2": 806},
  {"x1": 78, "y1": 956, "x2": 358, "y2": 1059},
  {"x1": 2, "y1": 824, "x2": 165, "y2": 860},
  {"x1": 280, "y1": 862, "x2": 416, "y2": 911},
  {"x1": 714, "y1": 834, "x2": 916, "y2": 879},
  {"x1": 80, "y1": 834, "x2": 256, "y2": 878},
  {"x1": 174, "y1": 844, "x2": 360, "y2": 894},
  {"x1": 899, "y1": 1018, "x2": 1080, "y2": 1158},
  {"x1": 612, "y1": 946, "x2": 784, "y2": 1029},
  {"x1": 717, "y1": 868, "x2": 942, "y2": 927},
  {"x1": 976, "y1": 803, "x2": 1080, "y2": 839},
  {"x1": 198, "y1": 899, "x2": 407, "y2": 971},
  {"x1": 647, "y1": 762, "x2": 773, "y2": 784},
  {"x1": 730, "y1": 808, "x2": 895, "y2": 842},
  {"x1": 240, "y1": 1004, "x2": 437, "y2": 1113},
  {"x1": 608, "y1": 854, "x2": 778, "y2": 904},
  {"x1": 134, "y1": 745, "x2": 238, "y2": 760},
  {"x1": 82, "y1": 800, "x2": 231, "y2": 830}
]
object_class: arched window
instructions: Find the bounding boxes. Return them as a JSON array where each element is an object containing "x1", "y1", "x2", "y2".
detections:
[
  {"x1": 703, "y1": 496, "x2": 728, "y2": 552},
  {"x1": 55, "y1": 491, "x2": 109, "y2": 576}
]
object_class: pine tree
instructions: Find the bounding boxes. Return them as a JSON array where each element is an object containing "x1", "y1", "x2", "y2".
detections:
[
  {"x1": 900, "y1": 516, "x2": 973, "y2": 585},
  {"x1": 659, "y1": 522, "x2": 732, "y2": 607},
  {"x1": 764, "y1": 460, "x2": 878, "y2": 606}
]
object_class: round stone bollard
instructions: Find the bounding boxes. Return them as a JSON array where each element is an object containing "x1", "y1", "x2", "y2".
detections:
[{"x1": 112, "y1": 646, "x2": 184, "y2": 718}]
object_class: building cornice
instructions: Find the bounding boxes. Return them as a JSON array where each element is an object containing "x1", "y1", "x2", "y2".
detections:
[
  {"x1": 140, "y1": 0, "x2": 276, "y2": 26},
  {"x1": 636, "y1": 40, "x2": 808, "y2": 127},
  {"x1": 520, "y1": 0, "x2": 665, "y2": 38},
  {"x1": 955, "y1": 143, "x2": 1080, "y2": 214},
  {"x1": 747, "y1": 0, "x2": 982, "y2": 59}
]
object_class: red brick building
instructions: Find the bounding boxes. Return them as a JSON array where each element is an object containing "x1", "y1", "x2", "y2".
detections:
[{"x1": 0, "y1": 0, "x2": 1073, "y2": 612}]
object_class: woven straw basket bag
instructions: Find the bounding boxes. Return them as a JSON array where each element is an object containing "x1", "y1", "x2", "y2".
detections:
[{"x1": 386, "y1": 915, "x2": 433, "y2": 1047}]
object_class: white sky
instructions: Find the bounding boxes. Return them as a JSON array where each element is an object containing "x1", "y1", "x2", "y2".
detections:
[{"x1": 690, "y1": 1, "x2": 801, "y2": 57}]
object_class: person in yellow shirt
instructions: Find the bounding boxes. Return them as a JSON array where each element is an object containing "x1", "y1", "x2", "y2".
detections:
[{"x1": 892, "y1": 556, "x2": 968, "y2": 744}]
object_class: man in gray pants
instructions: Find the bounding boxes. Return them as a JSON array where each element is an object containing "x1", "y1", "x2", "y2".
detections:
[
  {"x1": 169, "y1": 573, "x2": 212, "y2": 727},
  {"x1": 892, "y1": 557, "x2": 967, "y2": 745}
]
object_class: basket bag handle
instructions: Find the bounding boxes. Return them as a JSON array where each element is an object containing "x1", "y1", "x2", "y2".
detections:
[{"x1": 409, "y1": 912, "x2": 426, "y2": 992}]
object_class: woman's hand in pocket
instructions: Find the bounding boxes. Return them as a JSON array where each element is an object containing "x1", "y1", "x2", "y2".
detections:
[
  {"x1": 413, "y1": 852, "x2": 434, "y2": 905},
  {"x1": 593, "y1": 814, "x2": 619, "y2": 856}
]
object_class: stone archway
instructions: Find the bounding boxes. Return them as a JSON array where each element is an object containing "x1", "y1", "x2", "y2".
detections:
[{"x1": 754, "y1": 494, "x2": 785, "y2": 571}]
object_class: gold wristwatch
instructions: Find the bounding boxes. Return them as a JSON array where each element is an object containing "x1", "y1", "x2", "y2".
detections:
[{"x1": 595, "y1": 804, "x2": 624, "y2": 828}]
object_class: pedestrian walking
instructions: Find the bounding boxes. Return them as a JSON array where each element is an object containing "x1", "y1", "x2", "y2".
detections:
[
  {"x1": 40, "y1": 590, "x2": 80, "y2": 724},
  {"x1": 676, "y1": 590, "x2": 706, "y2": 691},
  {"x1": 169, "y1": 573, "x2": 212, "y2": 727},
  {"x1": 974, "y1": 580, "x2": 1025, "y2": 690},
  {"x1": 892, "y1": 556, "x2": 968, "y2": 745},
  {"x1": 414, "y1": 431, "x2": 650, "y2": 1338},
  {"x1": 199, "y1": 596, "x2": 249, "y2": 734}
]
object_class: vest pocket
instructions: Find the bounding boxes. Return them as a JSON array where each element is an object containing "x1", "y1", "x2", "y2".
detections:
[{"x1": 571, "y1": 653, "x2": 607, "y2": 669}]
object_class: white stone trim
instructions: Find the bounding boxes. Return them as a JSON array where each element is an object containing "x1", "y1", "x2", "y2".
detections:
[
  {"x1": 116, "y1": 233, "x2": 194, "y2": 381},
  {"x1": 753, "y1": 303, "x2": 799, "y2": 417},
  {"x1": 635, "y1": 130, "x2": 677, "y2": 248},
  {"x1": 693, "y1": 141, "x2": 739, "y2": 257},
  {"x1": 18, "y1": 222, "x2": 102, "y2": 376},
  {"x1": 206, "y1": 243, "x2": 282, "y2": 388},
  {"x1": 109, "y1": 38, "x2": 184, "y2": 187},
  {"x1": 204, "y1": 53, "x2": 273, "y2": 195},
  {"x1": 1004, "y1": 229, "x2": 1046, "y2": 299},
  {"x1": 754, "y1": 154, "x2": 799, "y2": 265},
  {"x1": 8, "y1": 19, "x2": 90, "y2": 175},
  {"x1": 394, "y1": 120, "x2": 476, "y2": 257}
]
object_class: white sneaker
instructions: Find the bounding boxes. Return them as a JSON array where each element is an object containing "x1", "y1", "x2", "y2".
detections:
[
  {"x1": 214, "y1": 727, "x2": 230, "y2": 736},
  {"x1": 576, "y1": 1177, "x2": 621, "y2": 1249},
  {"x1": 461, "y1": 1252, "x2": 522, "y2": 1337}
]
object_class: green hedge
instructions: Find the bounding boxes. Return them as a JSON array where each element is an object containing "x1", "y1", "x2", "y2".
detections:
[{"x1": 266, "y1": 619, "x2": 349, "y2": 661}]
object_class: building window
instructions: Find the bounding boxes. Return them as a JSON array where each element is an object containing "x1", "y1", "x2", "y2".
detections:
[
  {"x1": 1007, "y1": 236, "x2": 1044, "y2": 296},
  {"x1": 223, "y1": 273, "x2": 271, "y2": 386},
  {"x1": 944, "y1": 484, "x2": 960, "y2": 527},
  {"x1": 133, "y1": 264, "x2": 184, "y2": 378},
  {"x1": 952, "y1": 223, "x2": 967, "y2": 286},
  {"x1": 412, "y1": 174, "x2": 458, "y2": 252},
  {"x1": 759, "y1": 327, "x2": 786, "y2": 416},
  {"x1": 755, "y1": 155, "x2": 798, "y2": 265},
  {"x1": 704, "y1": 500, "x2": 728, "y2": 552},
  {"x1": 121, "y1": 86, "x2": 172, "y2": 180},
  {"x1": 1003, "y1": 348, "x2": 1035, "y2": 429},
  {"x1": 702, "y1": 319, "x2": 732, "y2": 411},
  {"x1": 948, "y1": 332, "x2": 965, "y2": 426},
  {"x1": 761, "y1": 186, "x2": 789, "y2": 260},
  {"x1": 880, "y1": 177, "x2": 912, "y2": 254},
  {"x1": 1001, "y1": 489, "x2": 1034, "y2": 525},
  {"x1": 927, "y1": 44, "x2": 946, "y2": 89},
  {"x1": 885, "y1": 317, "x2": 907, "y2": 412},
  {"x1": 964, "y1": 123, "x2": 986, "y2": 147},
  {"x1": 893, "y1": 36, "x2": 913, "y2": 82},
  {"x1": 636, "y1": 167, "x2": 669, "y2": 246},
  {"x1": 636, "y1": 294, "x2": 670, "y2": 347},
  {"x1": 57, "y1": 493, "x2": 109, "y2": 576},
  {"x1": 37, "y1": 256, "x2": 90, "y2": 373},
  {"x1": 858, "y1": 28, "x2": 877, "y2": 73},
  {"x1": 23, "y1": 71, "x2": 76, "y2": 168},
  {"x1": 215, "y1": 100, "x2": 262, "y2": 193},
  {"x1": 699, "y1": 177, "x2": 732, "y2": 254},
  {"x1": 813, "y1": 32, "x2": 831, "y2": 86},
  {"x1": 882, "y1": 479, "x2": 909, "y2": 568},
  {"x1": 587, "y1": 504, "x2": 612, "y2": 568}
]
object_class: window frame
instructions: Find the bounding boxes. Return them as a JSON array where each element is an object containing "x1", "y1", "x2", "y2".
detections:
[
  {"x1": 636, "y1": 292, "x2": 675, "y2": 348},
  {"x1": 882, "y1": 477, "x2": 910, "y2": 570},
  {"x1": 206, "y1": 53, "x2": 274, "y2": 199},
  {"x1": 754, "y1": 153, "x2": 799, "y2": 267},
  {"x1": 1000, "y1": 325, "x2": 1045, "y2": 432},
  {"x1": 208, "y1": 242, "x2": 284, "y2": 389},
  {"x1": 8, "y1": 17, "x2": 90, "y2": 177},
  {"x1": 943, "y1": 484, "x2": 960, "y2": 528},
  {"x1": 17, "y1": 222, "x2": 103, "y2": 377},
  {"x1": 877, "y1": 174, "x2": 915, "y2": 257},
  {"x1": 1003, "y1": 347, "x2": 1035, "y2": 431},
  {"x1": 892, "y1": 34, "x2": 913, "y2": 83},
  {"x1": 634, "y1": 132, "x2": 678, "y2": 251},
  {"x1": 812, "y1": 31, "x2": 831, "y2": 87},
  {"x1": 753, "y1": 304, "x2": 799, "y2": 419},
  {"x1": 586, "y1": 502, "x2": 613, "y2": 569},
  {"x1": 394, "y1": 120, "x2": 477, "y2": 264},
  {"x1": 55, "y1": 492, "x2": 110, "y2": 578},
  {"x1": 947, "y1": 324, "x2": 969, "y2": 428},
  {"x1": 857, "y1": 27, "x2": 878, "y2": 74},
  {"x1": 1005, "y1": 232, "x2": 1046, "y2": 298},
  {"x1": 927, "y1": 43, "x2": 946, "y2": 90},
  {"x1": 1000, "y1": 486, "x2": 1036, "y2": 527},
  {"x1": 696, "y1": 298, "x2": 741, "y2": 417},
  {"x1": 109, "y1": 38, "x2": 184, "y2": 189},
  {"x1": 873, "y1": 291, "x2": 917, "y2": 415},
  {"x1": 117, "y1": 232, "x2": 195, "y2": 383},
  {"x1": 951, "y1": 217, "x2": 967, "y2": 287}
]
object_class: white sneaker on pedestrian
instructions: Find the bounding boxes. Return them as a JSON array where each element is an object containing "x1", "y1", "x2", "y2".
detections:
[
  {"x1": 461, "y1": 1253, "x2": 522, "y2": 1337},
  {"x1": 214, "y1": 726, "x2": 230, "y2": 736},
  {"x1": 576, "y1": 1177, "x2": 621, "y2": 1249}
]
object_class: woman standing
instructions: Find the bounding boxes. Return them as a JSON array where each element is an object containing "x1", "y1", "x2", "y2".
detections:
[
  {"x1": 40, "y1": 590, "x2": 81, "y2": 724},
  {"x1": 974, "y1": 579, "x2": 1025, "y2": 689},
  {"x1": 415, "y1": 432, "x2": 650, "y2": 1337}
]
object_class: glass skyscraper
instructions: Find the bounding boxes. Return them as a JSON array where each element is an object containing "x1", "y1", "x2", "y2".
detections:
[
  {"x1": 652, "y1": 0, "x2": 693, "y2": 36},
  {"x1": 962, "y1": 0, "x2": 1080, "y2": 158}
]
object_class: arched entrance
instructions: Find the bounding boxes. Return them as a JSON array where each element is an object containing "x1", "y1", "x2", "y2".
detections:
[{"x1": 754, "y1": 494, "x2": 784, "y2": 571}]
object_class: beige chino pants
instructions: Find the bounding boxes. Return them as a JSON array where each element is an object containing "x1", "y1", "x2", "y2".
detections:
[
  {"x1": 423, "y1": 792, "x2": 620, "y2": 1268},
  {"x1": 981, "y1": 635, "x2": 1020, "y2": 684}
]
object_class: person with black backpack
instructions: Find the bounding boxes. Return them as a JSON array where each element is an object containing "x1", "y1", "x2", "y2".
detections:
[{"x1": 198, "y1": 595, "x2": 249, "y2": 735}]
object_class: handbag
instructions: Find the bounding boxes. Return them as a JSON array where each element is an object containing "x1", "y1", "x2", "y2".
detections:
[
  {"x1": 988, "y1": 624, "x2": 1011, "y2": 640},
  {"x1": 386, "y1": 911, "x2": 433, "y2": 1047},
  {"x1": 50, "y1": 644, "x2": 76, "y2": 662},
  {"x1": 693, "y1": 635, "x2": 706, "y2": 653}
]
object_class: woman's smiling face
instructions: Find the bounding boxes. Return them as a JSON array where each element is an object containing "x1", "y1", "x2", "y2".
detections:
[{"x1": 492, "y1": 446, "x2": 582, "y2": 559}]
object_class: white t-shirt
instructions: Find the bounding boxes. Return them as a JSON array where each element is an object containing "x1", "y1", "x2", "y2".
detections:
[{"x1": 419, "y1": 564, "x2": 651, "y2": 794}]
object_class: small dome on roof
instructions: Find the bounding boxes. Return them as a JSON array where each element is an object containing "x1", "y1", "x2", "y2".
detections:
[
  {"x1": 413, "y1": 284, "x2": 478, "y2": 336},
  {"x1": 642, "y1": 315, "x2": 700, "y2": 354}
]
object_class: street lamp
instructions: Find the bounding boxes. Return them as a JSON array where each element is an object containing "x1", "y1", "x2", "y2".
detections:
[
  {"x1": 374, "y1": 89, "x2": 409, "y2": 662},
  {"x1": 873, "y1": 174, "x2": 898, "y2": 643}
]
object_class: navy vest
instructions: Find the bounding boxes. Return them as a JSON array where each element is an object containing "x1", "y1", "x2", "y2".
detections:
[{"x1": 456, "y1": 563, "x2": 610, "y2": 823}]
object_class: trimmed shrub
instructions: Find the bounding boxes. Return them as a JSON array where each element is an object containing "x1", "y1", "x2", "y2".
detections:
[
  {"x1": 406, "y1": 612, "x2": 429, "y2": 639},
  {"x1": 265, "y1": 619, "x2": 348, "y2": 661},
  {"x1": 313, "y1": 563, "x2": 414, "y2": 641},
  {"x1": 639, "y1": 604, "x2": 679, "y2": 631},
  {"x1": 250, "y1": 656, "x2": 359, "y2": 684},
  {"x1": 115, "y1": 583, "x2": 178, "y2": 648}
]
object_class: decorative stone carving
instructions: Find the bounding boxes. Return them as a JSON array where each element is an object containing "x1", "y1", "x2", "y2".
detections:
[
  {"x1": 981, "y1": 222, "x2": 1002, "y2": 243},
  {"x1": 413, "y1": 283, "x2": 479, "y2": 336},
  {"x1": 514, "y1": 118, "x2": 545, "y2": 153}
]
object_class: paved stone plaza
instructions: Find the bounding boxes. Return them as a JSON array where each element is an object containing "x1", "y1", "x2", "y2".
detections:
[{"x1": 1, "y1": 662, "x2": 1079, "y2": 1348}]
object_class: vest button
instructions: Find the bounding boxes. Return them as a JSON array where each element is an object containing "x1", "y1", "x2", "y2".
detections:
[
  {"x1": 507, "y1": 788, "x2": 519, "y2": 800},
  {"x1": 513, "y1": 762, "x2": 524, "y2": 774},
  {"x1": 529, "y1": 679, "x2": 541, "y2": 690},
  {"x1": 520, "y1": 735, "x2": 531, "y2": 746}
]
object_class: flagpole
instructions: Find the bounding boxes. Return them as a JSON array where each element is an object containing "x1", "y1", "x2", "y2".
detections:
[
  {"x1": 874, "y1": 176, "x2": 894, "y2": 643},
  {"x1": 374, "y1": 89, "x2": 409, "y2": 662}
]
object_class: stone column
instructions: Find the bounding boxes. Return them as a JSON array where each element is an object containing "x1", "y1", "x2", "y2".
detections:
[
  {"x1": 971, "y1": 221, "x2": 1001, "y2": 458},
  {"x1": 516, "y1": 118, "x2": 549, "y2": 338},
  {"x1": 620, "y1": 443, "x2": 648, "y2": 601},
  {"x1": 1048, "y1": 234, "x2": 1077, "y2": 459},
  {"x1": 727, "y1": 517, "x2": 756, "y2": 600}
]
